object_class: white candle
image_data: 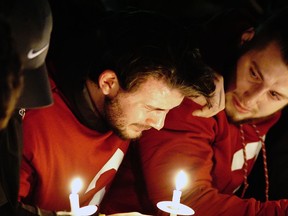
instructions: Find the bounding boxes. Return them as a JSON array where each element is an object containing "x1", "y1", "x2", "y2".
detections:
[
  {"x1": 172, "y1": 189, "x2": 182, "y2": 203},
  {"x1": 157, "y1": 170, "x2": 194, "y2": 216},
  {"x1": 170, "y1": 170, "x2": 188, "y2": 216},
  {"x1": 69, "y1": 178, "x2": 82, "y2": 215}
]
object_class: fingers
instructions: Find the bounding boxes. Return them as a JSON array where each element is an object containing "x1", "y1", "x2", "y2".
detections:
[{"x1": 56, "y1": 211, "x2": 72, "y2": 215}]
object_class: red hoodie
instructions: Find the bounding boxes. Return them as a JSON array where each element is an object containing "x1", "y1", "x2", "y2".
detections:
[
  {"x1": 100, "y1": 97, "x2": 288, "y2": 215},
  {"x1": 18, "y1": 78, "x2": 129, "y2": 211}
]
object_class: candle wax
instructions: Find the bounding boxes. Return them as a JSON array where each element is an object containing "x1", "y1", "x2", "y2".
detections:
[
  {"x1": 172, "y1": 190, "x2": 182, "y2": 204},
  {"x1": 69, "y1": 193, "x2": 80, "y2": 214}
]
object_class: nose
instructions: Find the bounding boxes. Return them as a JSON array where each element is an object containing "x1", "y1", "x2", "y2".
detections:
[
  {"x1": 243, "y1": 85, "x2": 266, "y2": 107},
  {"x1": 146, "y1": 111, "x2": 167, "y2": 130}
]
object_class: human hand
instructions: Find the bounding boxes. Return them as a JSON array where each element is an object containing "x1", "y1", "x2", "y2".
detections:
[
  {"x1": 191, "y1": 73, "x2": 225, "y2": 117},
  {"x1": 19, "y1": 203, "x2": 57, "y2": 216}
]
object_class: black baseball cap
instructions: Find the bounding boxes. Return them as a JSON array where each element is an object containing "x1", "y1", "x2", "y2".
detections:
[{"x1": 1, "y1": 0, "x2": 53, "y2": 108}]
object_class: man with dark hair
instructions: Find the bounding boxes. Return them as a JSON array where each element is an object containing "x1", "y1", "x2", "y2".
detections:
[
  {"x1": 99, "y1": 7, "x2": 288, "y2": 216},
  {"x1": 18, "y1": 10, "x2": 222, "y2": 215}
]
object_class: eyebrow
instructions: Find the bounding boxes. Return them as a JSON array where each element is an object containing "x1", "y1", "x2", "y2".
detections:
[
  {"x1": 252, "y1": 61, "x2": 288, "y2": 99},
  {"x1": 146, "y1": 105, "x2": 167, "y2": 111}
]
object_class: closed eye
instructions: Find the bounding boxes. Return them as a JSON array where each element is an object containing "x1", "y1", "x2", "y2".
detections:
[
  {"x1": 249, "y1": 61, "x2": 263, "y2": 82},
  {"x1": 145, "y1": 105, "x2": 166, "y2": 112},
  {"x1": 249, "y1": 68, "x2": 261, "y2": 81},
  {"x1": 269, "y1": 91, "x2": 281, "y2": 101}
]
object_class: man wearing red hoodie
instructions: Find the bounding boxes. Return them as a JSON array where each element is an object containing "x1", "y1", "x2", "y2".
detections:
[{"x1": 100, "y1": 8, "x2": 288, "y2": 216}]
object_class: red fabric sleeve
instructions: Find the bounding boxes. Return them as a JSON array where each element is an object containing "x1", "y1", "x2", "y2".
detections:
[
  {"x1": 138, "y1": 98, "x2": 288, "y2": 216},
  {"x1": 18, "y1": 155, "x2": 34, "y2": 201}
]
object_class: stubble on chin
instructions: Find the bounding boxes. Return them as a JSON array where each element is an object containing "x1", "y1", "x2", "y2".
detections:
[
  {"x1": 225, "y1": 106, "x2": 261, "y2": 125},
  {"x1": 225, "y1": 101, "x2": 248, "y2": 125},
  {"x1": 112, "y1": 127, "x2": 143, "y2": 140}
]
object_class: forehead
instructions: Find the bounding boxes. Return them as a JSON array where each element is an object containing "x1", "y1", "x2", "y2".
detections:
[
  {"x1": 123, "y1": 77, "x2": 183, "y2": 109},
  {"x1": 241, "y1": 42, "x2": 288, "y2": 89}
]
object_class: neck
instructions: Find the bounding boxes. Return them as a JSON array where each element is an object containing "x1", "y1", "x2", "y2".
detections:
[
  {"x1": 85, "y1": 80, "x2": 105, "y2": 118},
  {"x1": 81, "y1": 80, "x2": 111, "y2": 132}
]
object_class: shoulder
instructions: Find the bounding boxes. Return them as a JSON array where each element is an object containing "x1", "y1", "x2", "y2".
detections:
[{"x1": 164, "y1": 97, "x2": 219, "y2": 130}]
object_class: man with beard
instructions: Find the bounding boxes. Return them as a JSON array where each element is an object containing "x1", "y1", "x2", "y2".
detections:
[
  {"x1": 98, "y1": 8, "x2": 288, "y2": 216},
  {"x1": 18, "y1": 10, "x2": 222, "y2": 215}
]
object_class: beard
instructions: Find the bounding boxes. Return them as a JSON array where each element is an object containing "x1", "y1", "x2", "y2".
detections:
[
  {"x1": 225, "y1": 102, "x2": 257, "y2": 125},
  {"x1": 104, "y1": 95, "x2": 128, "y2": 140},
  {"x1": 227, "y1": 114, "x2": 279, "y2": 127},
  {"x1": 225, "y1": 106, "x2": 278, "y2": 126},
  {"x1": 226, "y1": 113, "x2": 255, "y2": 125},
  {"x1": 103, "y1": 95, "x2": 143, "y2": 140}
]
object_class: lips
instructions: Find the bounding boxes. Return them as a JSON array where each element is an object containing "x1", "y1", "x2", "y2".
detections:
[
  {"x1": 232, "y1": 95, "x2": 251, "y2": 113},
  {"x1": 138, "y1": 126, "x2": 152, "y2": 132},
  {"x1": 132, "y1": 124, "x2": 151, "y2": 132}
]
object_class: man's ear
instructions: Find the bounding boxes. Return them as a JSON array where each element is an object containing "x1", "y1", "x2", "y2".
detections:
[
  {"x1": 98, "y1": 70, "x2": 120, "y2": 96},
  {"x1": 240, "y1": 27, "x2": 255, "y2": 45}
]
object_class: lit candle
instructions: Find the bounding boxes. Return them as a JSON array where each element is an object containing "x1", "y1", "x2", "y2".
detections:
[
  {"x1": 69, "y1": 178, "x2": 82, "y2": 215},
  {"x1": 171, "y1": 170, "x2": 188, "y2": 216},
  {"x1": 157, "y1": 170, "x2": 194, "y2": 216}
]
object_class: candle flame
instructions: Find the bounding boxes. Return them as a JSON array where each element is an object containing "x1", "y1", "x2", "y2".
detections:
[
  {"x1": 175, "y1": 170, "x2": 187, "y2": 190},
  {"x1": 71, "y1": 177, "x2": 82, "y2": 194}
]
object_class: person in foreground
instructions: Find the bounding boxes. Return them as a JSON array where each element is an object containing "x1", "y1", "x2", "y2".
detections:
[
  {"x1": 99, "y1": 8, "x2": 288, "y2": 216},
  {"x1": 18, "y1": 10, "x2": 224, "y2": 216},
  {"x1": 0, "y1": 0, "x2": 54, "y2": 215},
  {"x1": 0, "y1": 18, "x2": 20, "y2": 130}
]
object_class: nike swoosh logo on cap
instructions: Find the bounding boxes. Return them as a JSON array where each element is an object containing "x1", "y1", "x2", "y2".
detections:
[{"x1": 27, "y1": 43, "x2": 49, "y2": 59}]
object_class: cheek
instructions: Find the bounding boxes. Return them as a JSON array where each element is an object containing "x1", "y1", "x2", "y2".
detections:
[
  {"x1": 257, "y1": 101, "x2": 285, "y2": 116},
  {"x1": 121, "y1": 102, "x2": 146, "y2": 122}
]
